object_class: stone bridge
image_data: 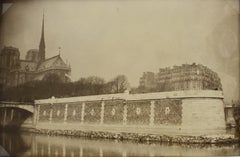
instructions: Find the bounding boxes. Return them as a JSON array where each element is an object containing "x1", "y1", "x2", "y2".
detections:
[
  {"x1": 0, "y1": 102, "x2": 35, "y2": 129},
  {"x1": 0, "y1": 101, "x2": 34, "y2": 113}
]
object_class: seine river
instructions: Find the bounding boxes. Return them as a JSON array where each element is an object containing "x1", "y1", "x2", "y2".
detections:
[{"x1": 0, "y1": 130, "x2": 239, "y2": 157}]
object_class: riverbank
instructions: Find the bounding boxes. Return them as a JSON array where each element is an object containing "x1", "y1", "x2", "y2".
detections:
[
  {"x1": 21, "y1": 128, "x2": 239, "y2": 144},
  {"x1": 2, "y1": 130, "x2": 240, "y2": 157}
]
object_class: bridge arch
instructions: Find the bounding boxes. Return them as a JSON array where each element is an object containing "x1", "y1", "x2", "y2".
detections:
[
  {"x1": 0, "y1": 104, "x2": 34, "y2": 113},
  {"x1": 0, "y1": 102, "x2": 34, "y2": 129}
]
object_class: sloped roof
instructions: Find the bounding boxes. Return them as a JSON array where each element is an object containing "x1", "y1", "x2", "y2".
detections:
[
  {"x1": 19, "y1": 60, "x2": 37, "y2": 72},
  {"x1": 37, "y1": 55, "x2": 70, "y2": 71}
]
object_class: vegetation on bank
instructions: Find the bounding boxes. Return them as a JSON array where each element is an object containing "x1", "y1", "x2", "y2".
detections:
[{"x1": 0, "y1": 74, "x2": 130, "y2": 102}]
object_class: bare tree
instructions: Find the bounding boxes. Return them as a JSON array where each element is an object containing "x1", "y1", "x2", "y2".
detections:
[
  {"x1": 108, "y1": 75, "x2": 130, "y2": 93},
  {"x1": 85, "y1": 76, "x2": 105, "y2": 85}
]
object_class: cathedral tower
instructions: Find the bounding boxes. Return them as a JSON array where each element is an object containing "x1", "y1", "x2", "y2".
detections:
[{"x1": 38, "y1": 14, "x2": 45, "y2": 63}]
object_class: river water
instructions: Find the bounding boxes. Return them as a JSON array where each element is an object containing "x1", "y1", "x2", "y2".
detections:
[{"x1": 0, "y1": 130, "x2": 239, "y2": 157}]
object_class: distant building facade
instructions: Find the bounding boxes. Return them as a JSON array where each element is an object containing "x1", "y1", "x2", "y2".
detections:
[
  {"x1": 0, "y1": 15, "x2": 71, "y2": 87},
  {"x1": 139, "y1": 63, "x2": 222, "y2": 92},
  {"x1": 139, "y1": 72, "x2": 156, "y2": 92}
]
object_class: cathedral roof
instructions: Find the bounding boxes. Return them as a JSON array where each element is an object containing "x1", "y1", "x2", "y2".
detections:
[
  {"x1": 19, "y1": 60, "x2": 37, "y2": 72},
  {"x1": 37, "y1": 55, "x2": 70, "y2": 72}
]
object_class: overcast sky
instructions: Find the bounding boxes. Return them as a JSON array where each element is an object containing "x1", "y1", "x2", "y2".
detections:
[{"x1": 0, "y1": 0, "x2": 239, "y2": 103}]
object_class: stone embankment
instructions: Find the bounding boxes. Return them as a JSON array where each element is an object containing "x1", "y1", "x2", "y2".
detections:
[{"x1": 28, "y1": 129, "x2": 239, "y2": 144}]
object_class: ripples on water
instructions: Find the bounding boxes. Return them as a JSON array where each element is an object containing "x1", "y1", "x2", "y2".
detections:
[{"x1": 0, "y1": 130, "x2": 239, "y2": 157}]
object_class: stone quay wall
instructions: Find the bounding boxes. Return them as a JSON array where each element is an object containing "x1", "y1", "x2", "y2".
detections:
[{"x1": 34, "y1": 90, "x2": 226, "y2": 137}]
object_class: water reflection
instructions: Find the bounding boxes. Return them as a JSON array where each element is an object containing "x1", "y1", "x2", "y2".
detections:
[{"x1": 0, "y1": 131, "x2": 239, "y2": 157}]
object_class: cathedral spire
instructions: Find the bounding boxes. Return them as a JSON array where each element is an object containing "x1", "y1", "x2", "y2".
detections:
[{"x1": 38, "y1": 13, "x2": 46, "y2": 62}]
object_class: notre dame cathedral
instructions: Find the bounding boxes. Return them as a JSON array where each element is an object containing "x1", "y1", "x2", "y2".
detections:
[{"x1": 0, "y1": 15, "x2": 71, "y2": 87}]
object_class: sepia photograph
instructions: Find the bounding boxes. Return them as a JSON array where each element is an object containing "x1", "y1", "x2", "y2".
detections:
[{"x1": 0, "y1": 0, "x2": 239, "y2": 156}]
